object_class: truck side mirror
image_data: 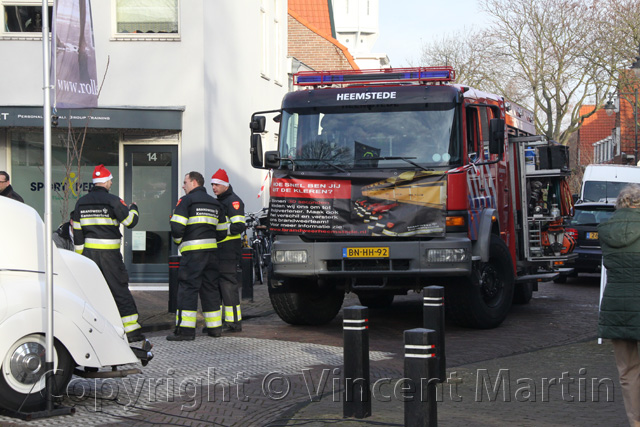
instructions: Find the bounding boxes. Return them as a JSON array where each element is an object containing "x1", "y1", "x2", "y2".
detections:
[
  {"x1": 264, "y1": 150, "x2": 280, "y2": 169},
  {"x1": 250, "y1": 116, "x2": 266, "y2": 133},
  {"x1": 489, "y1": 118, "x2": 505, "y2": 156},
  {"x1": 250, "y1": 134, "x2": 264, "y2": 168}
]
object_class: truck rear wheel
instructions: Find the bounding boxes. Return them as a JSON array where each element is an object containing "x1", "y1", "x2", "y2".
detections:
[
  {"x1": 268, "y1": 278, "x2": 345, "y2": 325},
  {"x1": 446, "y1": 235, "x2": 514, "y2": 329},
  {"x1": 0, "y1": 334, "x2": 74, "y2": 412}
]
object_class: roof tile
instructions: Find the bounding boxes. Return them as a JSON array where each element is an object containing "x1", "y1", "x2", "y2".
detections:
[{"x1": 289, "y1": 0, "x2": 332, "y2": 37}]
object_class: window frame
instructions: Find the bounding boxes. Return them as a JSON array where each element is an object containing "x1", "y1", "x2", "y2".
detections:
[
  {"x1": 1, "y1": 0, "x2": 53, "y2": 39},
  {"x1": 111, "y1": 0, "x2": 181, "y2": 41}
]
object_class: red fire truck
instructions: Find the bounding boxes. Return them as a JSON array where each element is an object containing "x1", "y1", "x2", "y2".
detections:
[{"x1": 249, "y1": 67, "x2": 575, "y2": 329}]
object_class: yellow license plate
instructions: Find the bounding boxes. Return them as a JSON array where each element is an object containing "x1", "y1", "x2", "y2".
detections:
[
  {"x1": 587, "y1": 232, "x2": 598, "y2": 240},
  {"x1": 343, "y1": 247, "x2": 389, "y2": 258}
]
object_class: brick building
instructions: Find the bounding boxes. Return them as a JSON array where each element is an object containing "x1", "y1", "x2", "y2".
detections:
[
  {"x1": 617, "y1": 72, "x2": 640, "y2": 165},
  {"x1": 576, "y1": 106, "x2": 617, "y2": 167},
  {"x1": 574, "y1": 69, "x2": 640, "y2": 189},
  {"x1": 288, "y1": 0, "x2": 359, "y2": 71}
]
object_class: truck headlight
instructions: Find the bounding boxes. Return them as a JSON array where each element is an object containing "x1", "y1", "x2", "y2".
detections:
[
  {"x1": 426, "y1": 248, "x2": 468, "y2": 263},
  {"x1": 273, "y1": 250, "x2": 308, "y2": 264}
]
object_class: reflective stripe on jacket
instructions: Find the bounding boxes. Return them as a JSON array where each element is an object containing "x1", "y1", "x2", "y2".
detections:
[
  {"x1": 72, "y1": 186, "x2": 139, "y2": 254},
  {"x1": 170, "y1": 186, "x2": 226, "y2": 254},
  {"x1": 217, "y1": 186, "x2": 246, "y2": 244}
]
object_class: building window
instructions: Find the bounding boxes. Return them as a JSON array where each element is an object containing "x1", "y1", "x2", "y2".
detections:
[
  {"x1": 3, "y1": 1, "x2": 52, "y2": 34},
  {"x1": 260, "y1": 1, "x2": 268, "y2": 78},
  {"x1": 593, "y1": 136, "x2": 614, "y2": 163},
  {"x1": 115, "y1": 0, "x2": 179, "y2": 36},
  {"x1": 273, "y1": 0, "x2": 280, "y2": 83},
  {"x1": 10, "y1": 130, "x2": 119, "y2": 226}
]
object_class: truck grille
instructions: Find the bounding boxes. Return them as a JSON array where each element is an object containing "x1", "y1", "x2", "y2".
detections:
[{"x1": 326, "y1": 259, "x2": 411, "y2": 272}]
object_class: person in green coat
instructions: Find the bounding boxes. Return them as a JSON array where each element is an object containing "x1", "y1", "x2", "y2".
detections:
[{"x1": 598, "y1": 183, "x2": 640, "y2": 427}]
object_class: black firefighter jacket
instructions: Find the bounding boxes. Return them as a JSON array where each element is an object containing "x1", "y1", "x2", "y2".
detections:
[
  {"x1": 216, "y1": 185, "x2": 246, "y2": 259},
  {"x1": 170, "y1": 186, "x2": 227, "y2": 254},
  {"x1": 72, "y1": 186, "x2": 139, "y2": 254}
]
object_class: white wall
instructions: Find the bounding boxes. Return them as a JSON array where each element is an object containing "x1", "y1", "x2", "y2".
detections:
[
  {"x1": 203, "y1": 1, "x2": 287, "y2": 213},
  {"x1": 0, "y1": 1, "x2": 288, "y2": 213},
  {"x1": 332, "y1": 0, "x2": 379, "y2": 55}
]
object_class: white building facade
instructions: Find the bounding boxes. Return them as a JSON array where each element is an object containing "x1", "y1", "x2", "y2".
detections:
[
  {"x1": 0, "y1": 0, "x2": 288, "y2": 282},
  {"x1": 331, "y1": 0, "x2": 388, "y2": 69}
]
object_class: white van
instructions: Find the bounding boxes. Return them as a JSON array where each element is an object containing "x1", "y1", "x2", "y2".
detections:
[{"x1": 580, "y1": 164, "x2": 640, "y2": 202}]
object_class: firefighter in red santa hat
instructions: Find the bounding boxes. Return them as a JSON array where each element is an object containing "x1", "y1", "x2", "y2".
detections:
[
  {"x1": 210, "y1": 168, "x2": 246, "y2": 332},
  {"x1": 72, "y1": 164, "x2": 145, "y2": 342}
]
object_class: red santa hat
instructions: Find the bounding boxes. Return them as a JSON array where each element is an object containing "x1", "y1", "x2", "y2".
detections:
[
  {"x1": 92, "y1": 164, "x2": 113, "y2": 183},
  {"x1": 211, "y1": 169, "x2": 229, "y2": 186}
]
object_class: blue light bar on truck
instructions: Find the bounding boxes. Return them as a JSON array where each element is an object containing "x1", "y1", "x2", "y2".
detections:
[{"x1": 294, "y1": 67, "x2": 456, "y2": 87}]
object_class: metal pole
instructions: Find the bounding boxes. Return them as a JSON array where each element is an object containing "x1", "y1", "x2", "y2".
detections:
[
  {"x1": 634, "y1": 88, "x2": 638, "y2": 166},
  {"x1": 422, "y1": 286, "x2": 446, "y2": 383},
  {"x1": 343, "y1": 306, "x2": 371, "y2": 419},
  {"x1": 241, "y1": 247, "x2": 254, "y2": 301},
  {"x1": 42, "y1": 0, "x2": 55, "y2": 412},
  {"x1": 404, "y1": 328, "x2": 438, "y2": 427}
]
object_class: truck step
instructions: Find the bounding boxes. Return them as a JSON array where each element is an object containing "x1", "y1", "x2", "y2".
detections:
[{"x1": 516, "y1": 272, "x2": 559, "y2": 283}]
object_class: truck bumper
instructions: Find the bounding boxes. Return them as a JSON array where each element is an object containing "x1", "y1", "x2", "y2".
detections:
[{"x1": 271, "y1": 234, "x2": 472, "y2": 278}]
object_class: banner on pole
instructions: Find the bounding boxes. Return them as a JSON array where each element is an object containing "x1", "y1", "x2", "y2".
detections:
[{"x1": 53, "y1": 0, "x2": 98, "y2": 108}]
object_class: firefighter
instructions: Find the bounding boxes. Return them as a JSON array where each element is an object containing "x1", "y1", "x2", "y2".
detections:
[
  {"x1": 211, "y1": 169, "x2": 246, "y2": 332},
  {"x1": 168, "y1": 171, "x2": 227, "y2": 341},
  {"x1": 72, "y1": 165, "x2": 144, "y2": 343}
]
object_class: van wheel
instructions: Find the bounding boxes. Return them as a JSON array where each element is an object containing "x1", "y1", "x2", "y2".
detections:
[
  {"x1": 269, "y1": 278, "x2": 345, "y2": 325},
  {"x1": 446, "y1": 235, "x2": 514, "y2": 329},
  {"x1": 0, "y1": 334, "x2": 74, "y2": 412}
]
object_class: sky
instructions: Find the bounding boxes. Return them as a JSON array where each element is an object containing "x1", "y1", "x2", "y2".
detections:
[{"x1": 372, "y1": 0, "x2": 489, "y2": 67}]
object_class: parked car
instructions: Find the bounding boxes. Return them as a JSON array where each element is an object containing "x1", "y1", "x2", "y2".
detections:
[
  {"x1": 0, "y1": 197, "x2": 152, "y2": 411},
  {"x1": 554, "y1": 202, "x2": 616, "y2": 283}
]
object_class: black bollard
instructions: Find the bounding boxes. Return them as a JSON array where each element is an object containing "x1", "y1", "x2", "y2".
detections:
[
  {"x1": 343, "y1": 306, "x2": 371, "y2": 419},
  {"x1": 422, "y1": 286, "x2": 446, "y2": 382},
  {"x1": 168, "y1": 255, "x2": 180, "y2": 313},
  {"x1": 404, "y1": 328, "x2": 438, "y2": 427},
  {"x1": 241, "y1": 247, "x2": 253, "y2": 301}
]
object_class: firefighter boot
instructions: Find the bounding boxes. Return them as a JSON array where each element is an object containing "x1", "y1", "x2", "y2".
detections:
[
  {"x1": 202, "y1": 326, "x2": 222, "y2": 337},
  {"x1": 207, "y1": 327, "x2": 222, "y2": 338},
  {"x1": 166, "y1": 327, "x2": 195, "y2": 341},
  {"x1": 127, "y1": 329, "x2": 146, "y2": 343},
  {"x1": 223, "y1": 322, "x2": 242, "y2": 333}
]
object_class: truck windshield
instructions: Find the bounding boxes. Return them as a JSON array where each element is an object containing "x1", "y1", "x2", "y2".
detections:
[{"x1": 279, "y1": 105, "x2": 460, "y2": 170}]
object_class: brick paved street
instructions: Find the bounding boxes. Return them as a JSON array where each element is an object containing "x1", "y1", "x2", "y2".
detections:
[{"x1": 0, "y1": 274, "x2": 627, "y2": 426}]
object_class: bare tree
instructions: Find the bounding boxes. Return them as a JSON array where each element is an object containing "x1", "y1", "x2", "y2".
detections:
[
  {"x1": 55, "y1": 57, "x2": 110, "y2": 221},
  {"x1": 418, "y1": 0, "x2": 639, "y2": 145},
  {"x1": 420, "y1": 28, "x2": 531, "y2": 105}
]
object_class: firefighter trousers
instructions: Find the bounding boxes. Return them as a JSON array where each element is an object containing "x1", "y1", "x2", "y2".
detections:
[
  {"x1": 219, "y1": 256, "x2": 241, "y2": 323},
  {"x1": 176, "y1": 250, "x2": 221, "y2": 330},
  {"x1": 83, "y1": 248, "x2": 141, "y2": 333}
]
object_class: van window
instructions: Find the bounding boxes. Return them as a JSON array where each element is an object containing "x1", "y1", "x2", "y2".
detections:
[{"x1": 582, "y1": 181, "x2": 629, "y2": 202}]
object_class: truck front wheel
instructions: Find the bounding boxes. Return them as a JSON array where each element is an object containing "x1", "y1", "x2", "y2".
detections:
[
  {"x1": 268, "y1": 278, "x2": 345, "y2": 325},
  {"x1": 446, "y1": 235, "x2": 515, "y2": 329},
  {"x1": 0, "y1": 334, "x2": 74, "y2": 412}
]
